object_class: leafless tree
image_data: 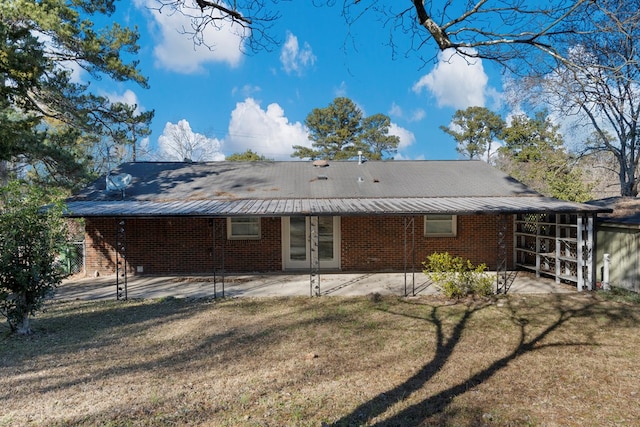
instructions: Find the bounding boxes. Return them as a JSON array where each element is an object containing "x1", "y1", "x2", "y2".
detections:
[
  {"x1": 157, "y1": 119, "x2": 221, "y2": 161},
  {"x1": 518, "y1": 1, "x2": 640, "y2": 196}
]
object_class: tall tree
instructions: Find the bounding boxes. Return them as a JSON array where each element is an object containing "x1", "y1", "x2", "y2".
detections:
[
  {"x1": 440, "y1": 107, "x2": 505, "y2": 161},
  {"x1": 0, "y1": 181, "x2": 68, "y2": 335},
  {"x1": 360, "y1": 114, "x2": 398, "y2": 160},
  {"x1": 293, "y1": 97, "x2": 363, "y2": 161},
  {"x1": 104, "y1": 103, "x2": 155, "y2": 163},
  {"x1": 0, "y1": 1, "x2": 152, "y2": 188},
  {"x1": 497, "y1": 112, "x2": 592, "y2": 202},
  {"x1": 292, "y1": 97, "x2": 398, "y2": 161},
  {"x1": 226, "y1": 149, "x2": 270, "y2": 161},
  {"x1": 519, "y1": 1, "x2": 640, "y2": 196}
]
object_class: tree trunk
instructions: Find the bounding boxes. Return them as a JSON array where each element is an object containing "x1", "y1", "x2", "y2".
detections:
[
  {"x1": 0, "y1": 160, "x2": 8, "y2": 186},
  {"x1": 16, "y1": 312, "x2": 32, "y2": 335}
]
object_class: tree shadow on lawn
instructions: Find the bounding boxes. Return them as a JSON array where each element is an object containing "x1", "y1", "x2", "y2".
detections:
[
  {"x1": 4, "y1": 293, "x2": 640, "y2": 426},
  {"x1": 0, "y1": 296, "x2": 358, "y2": 402},
  {"x1": 331, "y1": 293, "x2": 640, "y2": 427}
]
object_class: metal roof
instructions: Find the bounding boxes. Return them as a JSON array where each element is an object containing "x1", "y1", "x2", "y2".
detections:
[
  {"x1": 64, "y1": 196, "x2": 604, "y2": 217},
  {"x1": 65, "y1": 160, "x2": 609, "y2": 217},
  {"x1": 587, "y1": 197, "x2": 640, "y2": 225}
]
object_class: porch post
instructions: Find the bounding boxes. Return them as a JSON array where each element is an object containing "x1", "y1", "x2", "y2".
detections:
[
  {"x1": 309, "y1": 216, "x2": 320, "y2": 296},
  {"x1": 115, "y1": 218, "x2": 128, "y2": 300},
  {"x1": 496, "y1": 214, "x2": 508, "y2": 294},
  {"x1": 403, "y1": 216, "x2": 415, "y2": 297},
  {"x1": 585, "y1": 215, "x2": 594, "y2": 291},
  {"x1": 577, "y1": 215, "x2": 583, "y2": 291},
  {"x1": 211, "y1": 218, "x2": 225, "y2": 298}
]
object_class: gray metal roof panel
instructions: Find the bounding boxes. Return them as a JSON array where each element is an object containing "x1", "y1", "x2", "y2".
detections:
[
  {"x1": 70, "y1": 160, "x2": 540, "y2": 202},
  {"x1": 587, "y1": 197, "x2": 640, "y2": 224},
  {"x1": 64, "y1": 196, "x2": 606, "y2": 218},
  {"x1": 65, "y1": 161, "x2": 609, "y2": 217}
]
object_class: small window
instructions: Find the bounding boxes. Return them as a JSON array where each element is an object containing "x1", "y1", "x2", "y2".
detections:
[
  {"x1": 227, "y1": 217, "x2": 261, "y2": 240},
  {"x1": 424, "y1": 215, "x2": 457, "y2": 237}
]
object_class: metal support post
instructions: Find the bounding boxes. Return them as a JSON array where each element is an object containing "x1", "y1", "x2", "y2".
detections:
[
  {"x1": 212, "y1": 218, "x2": 225, "y2": 298},
  {"x1": 115, "y1": 218, "x2": 128, "y2": 300},
  {"x1": 496, "y1": 214, "x2": 508, "y2": 294},
  {"x1": 309, "y1": 216, "x2": 320, "y2": 296},
  {"x1": 535, "y1": 216, "x2": 542, "y2": 278},
  {"x1": 403, "y1": 216, "x2": 415, "y2": 297}
]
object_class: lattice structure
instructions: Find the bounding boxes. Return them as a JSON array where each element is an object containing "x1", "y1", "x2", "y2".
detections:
[
  {"x1": 309, "y1": 216, "x2": 320, "y2": 296},
  {"x1": 403, "y1": 216, "x2": 416, "y2": 296},
  {"x1": 115, "y1": 219, "x2": 128, "y2": 300},
  {"x1": 577, "y1": 215, "x2": 594, "y2": 291},
  {"x1": 514, "y1": 212, "x2": 595, "y2": 290}
]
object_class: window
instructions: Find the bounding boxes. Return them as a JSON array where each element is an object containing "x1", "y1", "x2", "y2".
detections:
[
  {"x1": 424, "y1": 215, "x2": 457, "y2": 237},
  {"x1": 227, "y1": 217, "x2": 261, "y2": 240}
]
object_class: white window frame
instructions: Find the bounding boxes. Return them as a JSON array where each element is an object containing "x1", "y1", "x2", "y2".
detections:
[
  {"x1": 424, "y1": 214, "x2": 457, "y2": 237},
  {"x1": 227, "y1": 217, "x2": 261, "y2": 240}
]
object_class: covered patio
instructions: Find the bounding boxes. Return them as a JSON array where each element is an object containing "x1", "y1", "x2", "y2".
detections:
[{"x1": 56, "y1": 270, "x2": 578, "y2": 301}]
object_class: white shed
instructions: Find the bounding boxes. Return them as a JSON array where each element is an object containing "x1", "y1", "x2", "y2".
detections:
[{"x1": 589, "y1": 197, "x2": 640, "y2": 292}]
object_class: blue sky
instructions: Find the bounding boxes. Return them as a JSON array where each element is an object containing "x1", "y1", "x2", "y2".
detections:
[{"x1": 87, "y1": 2, "x2": 506, "y2": 161}]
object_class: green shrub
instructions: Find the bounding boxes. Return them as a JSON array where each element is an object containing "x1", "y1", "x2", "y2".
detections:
[{"x1": 422, "y1": 252, "x2": 494, "y2": 298}]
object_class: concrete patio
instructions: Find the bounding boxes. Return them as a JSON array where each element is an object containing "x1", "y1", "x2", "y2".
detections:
[{"x1": 56, "y1": 270, "x2": 579, "y2": 301}]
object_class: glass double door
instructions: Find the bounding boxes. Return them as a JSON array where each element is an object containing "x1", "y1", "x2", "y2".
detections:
[{"x1": 282, "y1": 217, "x2": 340, "y2": 270}]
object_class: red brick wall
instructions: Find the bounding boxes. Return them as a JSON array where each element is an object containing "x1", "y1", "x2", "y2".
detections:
[
  {"x1": 83, "y1": 215, "x2": 513, "y2": 276},
  {"x1": 84, "y1": 217, "x2": 282, "y2": 276},
  {"x1": 341, "y1": 215, "x2": 513, "y2": 271}
]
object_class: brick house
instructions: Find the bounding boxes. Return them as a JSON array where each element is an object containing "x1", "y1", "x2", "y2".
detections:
[{"x1": 65, "y1": 160, "x2": 607, "y2": 291}]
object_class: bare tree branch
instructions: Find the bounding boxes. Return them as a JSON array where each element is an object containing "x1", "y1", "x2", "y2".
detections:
[
  {"x1": 517, "y1": 1, "x2": 640, "y2": 196},
  {"x1": 152, "y1": 0, "x2": 281, "y2": 53},
  {"x1": 195, "y1": 0, "x2": 252, "y2": 23}
]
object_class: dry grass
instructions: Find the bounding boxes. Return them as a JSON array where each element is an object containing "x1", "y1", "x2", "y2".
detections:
[{"x1": 1, "y1": 291, "x2": 640, "y2": 426}]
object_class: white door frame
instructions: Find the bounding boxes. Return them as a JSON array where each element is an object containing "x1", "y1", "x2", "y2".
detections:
[{"x1": 281, "y1": 216, "x2": 341, "y2": 270}]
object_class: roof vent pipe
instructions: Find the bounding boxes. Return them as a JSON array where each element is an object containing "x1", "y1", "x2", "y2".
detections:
[{"x1": 358, "y1": 151, "x2": 363, "y2": 165}]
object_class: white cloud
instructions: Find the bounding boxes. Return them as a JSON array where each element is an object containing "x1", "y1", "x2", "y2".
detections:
[
  {"x1": 101, "y1": 89, "x2": 143, "y2": 112},
  {"x1": 60, "y1": 59, "x2": 85, "y2": 84},
  {"x1": 156, "y1": 119, "x2": 224, "y2": 161},
  {"x1": 335, "y1": 81, "x2": 348, "y2": 97},
  {"x1": 412, "y1": 48, "x2": 489, "y2": 109},
  {"x1": 389, "y1": 102, "x2": 426, "y2": 123},
  {"x1": 389, "y1": 102, "x2": 403, "y2": 118},
  {"x1": 280, "y1": 32, "x2": 316, "y2": 75},
  {"x1": 226, "y1": 98, "x2": 309, "y2": 159},
  {"x1": 135, "y1": 0, "x2": 244, "y2": 73},
  {"x1": 410, "y1": 109, "x2": 426, "y2": 122},
  {"x1": 388, "y1": 123, "x2": 416, "y2": 152},
  {"x1": 231, "y1": 84, "x2": 262, "y2": 98}
]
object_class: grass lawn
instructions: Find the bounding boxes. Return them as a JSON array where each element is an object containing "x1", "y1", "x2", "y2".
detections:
[{"x1": 1, "y1": 290, "x2": 640, "y2": 426}]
